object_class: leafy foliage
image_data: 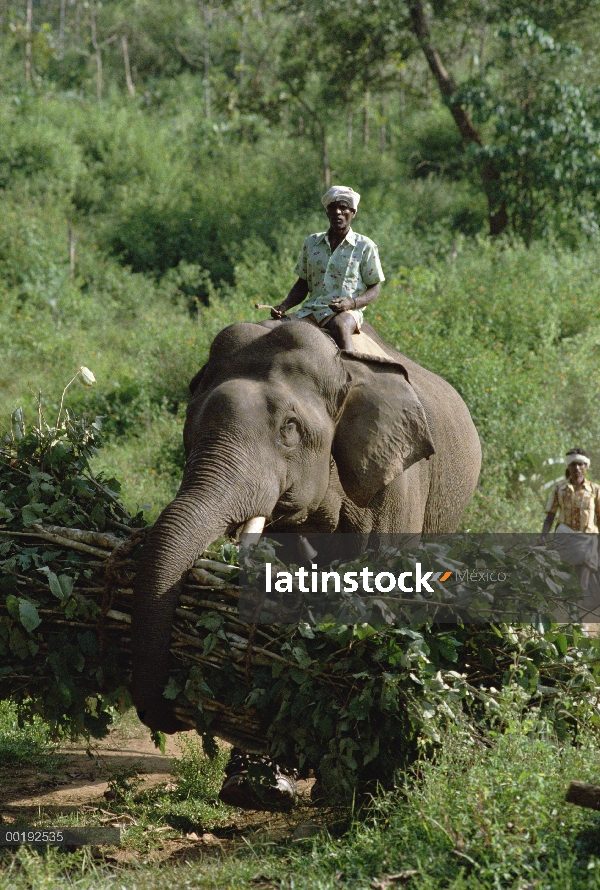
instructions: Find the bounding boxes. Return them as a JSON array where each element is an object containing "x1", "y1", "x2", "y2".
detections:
[
  {"x1": 0, "y1": 394, "x2": 143, "y2": 737},
  {"x1": 0, "y1": 700, "x2": 58, "y2": 767},
  {"x1": 154, "y1": 541, "x2": 595, "y2": 801},
  {"x1": 457, "y1": 20, "x2": 600, "y2": 242}
]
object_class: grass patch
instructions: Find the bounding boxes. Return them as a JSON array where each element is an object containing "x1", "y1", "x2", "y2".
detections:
[
  {"x1": 0, "y1": 701, "x2": 58, "y2": 768},
  {"x1": 98, "y1": 735, "x2": 232, "y2": 843},
  {"x1": 2, "y1": 716, "x2": 600, "y2": 887}
]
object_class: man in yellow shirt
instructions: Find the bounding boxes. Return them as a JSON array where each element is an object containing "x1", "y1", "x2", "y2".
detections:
[
  {"x1": 541, "y1": 448, "x2": 600, "y2": 539},
  {"x1": 541, "y1": 448, "x2": 600, "y2": 620}
]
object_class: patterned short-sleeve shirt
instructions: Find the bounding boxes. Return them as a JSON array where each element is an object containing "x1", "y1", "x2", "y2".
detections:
[
  {"x1": 293, "y1": 228, "x2": 385, "y2": 324},
  {"x1": 545, "y1": 478, "x2": 600, "y2": 534}
]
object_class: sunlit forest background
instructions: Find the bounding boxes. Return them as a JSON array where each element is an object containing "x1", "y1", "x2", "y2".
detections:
[{"x1": 2, "y1": 0, "x2": 600, "y2": 531}]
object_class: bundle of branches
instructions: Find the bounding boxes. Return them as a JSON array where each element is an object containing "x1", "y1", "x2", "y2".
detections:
[{"x1": 2, "y1": 392, "x2": 600, "y2": 798}]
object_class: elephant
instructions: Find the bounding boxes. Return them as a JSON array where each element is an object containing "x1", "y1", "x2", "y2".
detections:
[{"x1": 131, "y1": 319, "x2": 481, "y2": 733}]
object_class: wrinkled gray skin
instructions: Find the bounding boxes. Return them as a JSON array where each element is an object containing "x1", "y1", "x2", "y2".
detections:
[{"x1": 132, "y1": 320, "x2": 481, "y2": 733}]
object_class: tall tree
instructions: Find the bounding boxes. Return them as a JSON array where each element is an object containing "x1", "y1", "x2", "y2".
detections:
[
  {"x1": 407, "y1": 0, "x2": 508, "y2": 234},
  {"x1": 24, "y1": 0, "x2": 32, "y2": 85}
]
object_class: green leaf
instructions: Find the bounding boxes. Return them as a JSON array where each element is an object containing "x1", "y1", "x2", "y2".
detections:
[
  {"x1": 0, "y1": 502, "x2": 14, "y2": 521},
  {"x1": 163, "y1": 677, "x2": 181, "y2": 700},
  {"x1": 354, "y1": 624, "x2": 377, "y2": 641},
  {"x1": 151, "y1": 730, "x2": 166, "y2": 754},
  {"x1": 38, "y1": 568, "x2": 74, "y2": 601},
  {"x1": 203, "y1": 633, "x2": 219, "y2": 656},
  {"x1": 64, "y1": 598, "x2": 78, "y2": 620},
  {"x1": 292, "y1": 645, "x2": 312, "y2": 669},
  {"x1": 78, "y1": 632, "x2": 98, "y2": 657},
  {"x1": 196, "y1": 613, "x2": 223, "y2": 632},
  {"x1": 363, "y1": 734, "x2": 380, "y2": 766},
  {"x1": 435, "y1": 636, "x2": 459, "y2": 663},
  {"x1": 89, "y1": 504, "x2": 106, "y2": 530},
  {"x1": 21, "y1": 503, "x2": 46, "y2": 526},
  {"x1": 554, "y1": 632, "x2": 568, "y2": 656},
  {"x1": 298, "y1": 621, "x2": 315, "y2": 638},
  {"x1": 9, "y1": 627, "x2": 29, "y2": 660},
  {"x1": 421, "y1": 702, "x2": 437, "y2": 720},
  {"x1": 18, "y1": 598, "x2": 41, "y2": 633},
  {"x1": 5, "y1": 594, "x2": 19, "y2": 621}
]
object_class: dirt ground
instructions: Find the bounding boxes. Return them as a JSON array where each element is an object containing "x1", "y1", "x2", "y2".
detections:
[
  {"x1": 0, "y1": 713, "x2": 326, "y2": 864},
  {"x1": 1, "y1": 714, "x2": 183, "y2": 817}
]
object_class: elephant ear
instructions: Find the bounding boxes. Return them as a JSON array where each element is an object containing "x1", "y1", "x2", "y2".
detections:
[
  {"x1": 332, "y1": 360, "x2": 435, "y2": 507},
  {"x1": 189, "y1": 364, "x2": 207, "y2": 395}
]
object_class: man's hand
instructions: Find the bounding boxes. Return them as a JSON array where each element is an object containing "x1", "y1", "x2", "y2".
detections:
[
  {"x1": 270, "y1": 305, "x2": 285, "y2": 319},
  {"x1": 329, "y1": 298, "x2": 355, "y2": 313},
  {"x1": 538, "y1": 512, "x2": 556, "y2": 546}
]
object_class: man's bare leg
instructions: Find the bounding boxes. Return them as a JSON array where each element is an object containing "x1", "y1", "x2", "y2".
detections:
[{"x1": 324, "y1": 311, "x2": 358, "y2": 352}]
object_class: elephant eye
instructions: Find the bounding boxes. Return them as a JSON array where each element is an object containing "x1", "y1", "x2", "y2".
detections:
[{"x1": 278, "y1": 419, "x2": 302, "y2": 448}]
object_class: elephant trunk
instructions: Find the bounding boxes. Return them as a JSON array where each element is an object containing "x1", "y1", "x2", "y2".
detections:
[{"x1": 131, "y1": 468, "x2": 277, "y2": 734}]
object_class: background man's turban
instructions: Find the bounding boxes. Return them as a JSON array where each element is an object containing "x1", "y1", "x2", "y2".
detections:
[
  {"x1": 321, "y1": 186, "x2": 361, "y2": 210},
  {"x1": 566, "y1": 452, "x2": 591, "y2": 467}
]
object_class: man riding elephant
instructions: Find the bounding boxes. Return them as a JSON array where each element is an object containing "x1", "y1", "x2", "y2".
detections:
[
  {"x1": 269, "y1": 186, "x2": 385, "y2": 354},
  {"x1": 131, "y1": 216, "x2": 481, "y2": 809}
]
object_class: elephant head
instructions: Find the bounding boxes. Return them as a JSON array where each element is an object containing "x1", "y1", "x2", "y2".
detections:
[{"x1": 132, "y1": 320, "x2": 435, "y2": 732}]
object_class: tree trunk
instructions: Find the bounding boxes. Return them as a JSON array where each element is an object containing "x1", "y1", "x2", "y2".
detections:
[
  {"x1": 59, "y1": 0, "x2": 66, "y2": 60},
  {"x1": 90, "y1": 1, "x2": 102, "y2": 101},
  {"x1": 69, "y1": 225, "x2": 76, "y2": 280},
  {"x1": 380, "y1": 96, "x2": 388, "y2": 153},
  {"x1": 407, "y1": 0, "x2": 508, "y2": 237},
  {"x1": 122, "y1": 35, "x2": 135, "y2": 97},
  {"x1": 74, "y1": 0, "x2": 81, "y2": 46},
  {"x1": 322, "y1": 126, "x2": 330, "y2": 189},
  {"x1": 202, "y1": 2, "x2": 211, "y2": 119},
  {"x1": 239, "y1": 14, "x2": 245, "y2": 87},
  {"x1": 25, "y1": 0, "x2": 33, "y2": 86}
]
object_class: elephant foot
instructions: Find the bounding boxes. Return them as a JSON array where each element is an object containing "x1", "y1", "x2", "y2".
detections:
[
  {"x1": 136, "y1": 707, "x2": 187, "y2": 736},
  {"x1": 218, "y1": 751, "x2": 297, "y2": 812}
]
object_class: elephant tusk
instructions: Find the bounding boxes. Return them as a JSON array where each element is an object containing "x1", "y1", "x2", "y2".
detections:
[{"x1": 238, "y1": 516, "x2": 266, "y2": 544}]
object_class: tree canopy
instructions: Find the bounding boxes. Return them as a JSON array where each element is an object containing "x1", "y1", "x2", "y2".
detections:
[{"x1": 1, "y1": 1, "x2": 600, "y2": 245}]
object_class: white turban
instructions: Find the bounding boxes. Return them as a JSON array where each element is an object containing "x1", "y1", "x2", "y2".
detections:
[
  {"x1": 566, "y1": 452, "x2": 590, "y2": 467},
  {"x1": 321, "y1": 186, "x2": 360, "y2": 210}
]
